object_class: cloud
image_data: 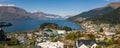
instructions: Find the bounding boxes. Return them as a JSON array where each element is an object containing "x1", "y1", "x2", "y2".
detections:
[{"x1": 0, "y1": 4, "x2": 15, "y2": 6}]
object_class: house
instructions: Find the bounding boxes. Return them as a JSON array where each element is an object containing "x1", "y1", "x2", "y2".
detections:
[
  {"x1": 79, "y1": 37, "x2": 86, "y2": 40},
  {"x1": 27, "y1": 33, "x2": 33, "y2": 39},
  {"x1": 75, "y1": 40, "x2": 105, "y2": 48},
  {"x1": 104, "y1": 32, "x2": 116, "y2": 36},
  {"x1": 17, "y1": 36, "x2": 26, "y2": 44},
  {"x1": 36, "y1": 37, "x2": 42, "y2": 42},
  {"x1": 95, "y1": 34, "x2": 105, "y2": 41},
  {"x1": 53, "y1": 30, "x2": 66, "y2": 35},
  {"x1": 96, "y1": 38, "x2": 105, "y2": 41},
  {"x1": 37, "y1": 41, "x2": 64, "y2": 48},
  {"x1": 57, "y1": 30, "x2": 66, "y2": 34},
  {"x1": 61, "y1": 40, "x2": 75, "y2": 48},
  {"x1": 76, "y1": 40, "x2": 98, "y2": 48},
  {"x1": 43, "y1": 29, "x2": 53, "y2": 35},
  {"x1": 40, "y1": 34, "x2": 52, "y2": 39},
  {"x1": 38, "y1": 34, "x2": 52, "y2": 42},
  {"x1": 106, "y1": 36, "x2": 113, "y2": 39}
]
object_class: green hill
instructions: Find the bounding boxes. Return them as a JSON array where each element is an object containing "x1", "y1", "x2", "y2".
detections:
[{"x1": 87, "y1": 7, "x2": 120, "y2": 24}]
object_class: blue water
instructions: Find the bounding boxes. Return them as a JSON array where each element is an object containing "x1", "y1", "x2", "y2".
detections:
[{"x1": 0, "y1": 20, "x2": 83, "y2": 32}]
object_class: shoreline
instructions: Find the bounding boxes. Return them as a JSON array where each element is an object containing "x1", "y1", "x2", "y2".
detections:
[{"x1": 74, "y1": 22, "x2": 85, "y2": 30}]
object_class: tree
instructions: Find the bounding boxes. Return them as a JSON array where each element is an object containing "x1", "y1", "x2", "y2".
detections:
[
  {"x1": 100, "y1": 28, "x2": 103, "y2": 32},
  {"x1": 40, "y1": 23, "x2": 59, "y2": 30},
  {"x1": 0, "y1": 29, "x2": 7, "y2": 41},
  {"x1": 96, "y1": 45, "x2": 102, "y2": 48},
  {"x1": 62, "y1": 26, "x2": 72, "y2": 31},
  {"x1": 65, "y1": 32, "x2": 77, "y2": 40},
  {"x1": 4, "y1": 44, "x2": 10, "y2": 48},
  {"x1": 68, "y1": 45, "x2": 73, "y2": 48},
  {"x1": 7, "y1": 37, "x2": 19, "y2": 45},
  {"x1": 105, "y1": 39, "x2": 114, "y2": 45},
  {"x1": 88, "y1": 34, "x2": 95, "y2": 40},
  {"x1": 117, "y1": 38, "x2": 120, "y2": 45}
]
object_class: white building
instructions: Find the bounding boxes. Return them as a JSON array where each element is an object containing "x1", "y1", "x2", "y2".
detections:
[
  {"x1": 57, "y1": 30, "x2": 66, "y2": 34},
  {"x1": 104, "y1": 32, "x2": 116, "y2": 36},
  {"x1": 78, "y1": 44, "x2": 88, "y2": 48},
  {"x1": 37, "y1": 41, "x2": 64, "y2": 48},
  {"x1": 77, "y1": 43, "x2": 98, "y2": 48}
]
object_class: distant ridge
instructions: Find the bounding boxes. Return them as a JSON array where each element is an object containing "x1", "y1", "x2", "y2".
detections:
[
  {"x1": 68, "y1": 2, "x2": 120, "y2": 22},
  {"x1": 107, "y1": 2, "x2": 120, "y2": 9},
  {"x1": 87, "y1": 7, "x2": 120, "y2": 24},
  {"x1": 0, "y1": 6, "x2": 31, "y2": 20},
  {"x1": 0, "y1": 4, "x2": 63, "y2": 20}
]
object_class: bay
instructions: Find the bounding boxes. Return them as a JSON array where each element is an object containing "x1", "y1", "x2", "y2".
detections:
[{"x1": 0, "y1": 20, "x2": 83, "y2": 32}]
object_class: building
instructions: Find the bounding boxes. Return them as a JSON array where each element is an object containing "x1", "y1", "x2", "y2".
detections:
[
  {"x1": 104, "y1": 32, "x2": 116, "y2": 36},
  {"x1": 37, "y1": 41, "x2": 64, "y2": 48},
  {"x1": 61, "y1": 40, "x2": 75, "y2": 48},
  {"x1": 57, "y1": 30, "x2": 66, "y2": 34},
  {"x1": 75, "y1": 40, "x2": 105, "y2": 48}
]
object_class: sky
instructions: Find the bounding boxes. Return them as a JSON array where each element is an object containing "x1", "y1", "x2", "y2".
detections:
[{"x1": 0, "y1": 0, "x2": 120, "y2": 16}]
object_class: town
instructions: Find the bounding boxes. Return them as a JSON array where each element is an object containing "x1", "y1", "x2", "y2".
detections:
[{"x1": 0, "y1": 22, "x2": 120, "y2": 48}]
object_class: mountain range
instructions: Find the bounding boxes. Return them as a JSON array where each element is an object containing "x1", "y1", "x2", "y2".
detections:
[
  {"x1": 87, "y1": 7, "x2": 120, "y2": 24},
  {"x1": 0, "y1": 6, "x2": 31, "y2": 20},
  {"x1": 0, "y1": 5, "x2": 65, "y2": 20},
  {"x1": 1, "y1": 2, "x2": 120, "y2": 22},
  {"x1": 68, "y1": 2, "x2": 120, "y2": 23}
]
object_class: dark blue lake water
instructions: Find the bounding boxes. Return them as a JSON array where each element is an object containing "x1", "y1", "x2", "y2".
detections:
[{"x1": 0, "y1": 20, "x2": 83, "y2": 32}]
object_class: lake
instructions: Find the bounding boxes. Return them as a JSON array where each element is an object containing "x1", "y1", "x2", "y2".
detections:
[{"x1": 0, "y1": 20, "x2": 83, "y2": 32}]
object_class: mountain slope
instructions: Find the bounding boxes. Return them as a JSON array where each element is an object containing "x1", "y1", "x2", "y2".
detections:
[
  {"x1": 87, "y1": 7, "x2": 120, "y2": 24},
  {"x1": 68, "y1": 2, "x2": 120, "y2": 21},
  {"x1": 0, "y1": 5, "x2": 63, "y2": 20},
  {"x1": 0, "y1": 6, "x2": 31, "y2": 20}
]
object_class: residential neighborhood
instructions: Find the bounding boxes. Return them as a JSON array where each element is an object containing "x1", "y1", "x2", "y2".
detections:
[
  {"x1": 0, "y1": 20, "x2": 119, "y2": 48},
  {"x1": 0, "y1": 22, "x2": 120, "y2": 48}
]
